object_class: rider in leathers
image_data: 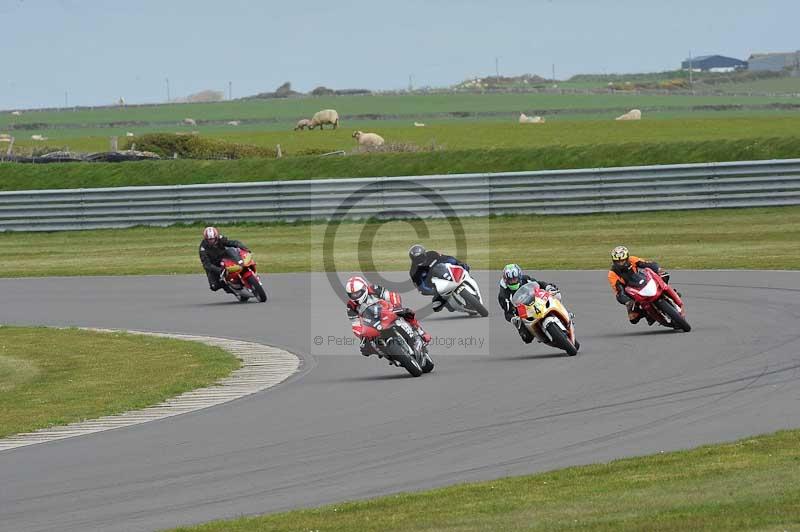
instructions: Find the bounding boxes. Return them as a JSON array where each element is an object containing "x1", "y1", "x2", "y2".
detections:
[
  {"x1": 408, "y1": 244, "x2": 471, "y2": 312},
  {"x1": 199, "y1": 226, "x2": 250, "y2": 292},
  {"x1": 497, "y1": 264, "x2": 559, "y2": 344},
  {"x1": 608, "y1": 245, "x2": 670, "y2": 324}
]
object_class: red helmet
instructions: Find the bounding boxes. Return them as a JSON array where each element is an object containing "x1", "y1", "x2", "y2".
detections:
[
  {"x1": 345, "y1": 276, "x2": 369, "y2": 305},
  {"x1": 203, "y1": 226, "x2": 220, "y2": 245}
]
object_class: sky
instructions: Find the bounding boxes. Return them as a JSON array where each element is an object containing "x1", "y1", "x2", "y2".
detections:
[{"x1": 1, "y1": 0, "x2": 797, "y2": 110}]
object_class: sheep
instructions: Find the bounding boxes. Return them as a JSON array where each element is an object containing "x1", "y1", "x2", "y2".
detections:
[
  {"x1": 519, "y1": 113, "x2": 545, "y2": 124},
  {"x1": 227, "y1": 120, "x2": 241, "y2": 126},
  {"x1": 414, "y1": 122, "x2": 426, "y2": 127},
  {"x1": 309, "y1": 109, "x2": 339, "y2": 130},
  {"x1": 11, "y1": 111, "x2": 21, "y2": 116},
  {"x1": 182, "y1": 118, "x2": 197, "y2": 126},
  {"x1": 0, "y1": 134, "x2": 11, "y2": 142},
  {"x1": 31, "y1": 134, "x2": 48, "y2": 141},
  {"x1": 615, "y1": 109, "x2": 642, "y2": 121},
  {"x1": 126, "y1": 132, "x2": 135, "y2": 137},
  {"x1": 294, "y1": 118, "x2": 313, "y2": 131},
  {"x1": 352, "y1": 130, "x2": 384, "y2": 147}
]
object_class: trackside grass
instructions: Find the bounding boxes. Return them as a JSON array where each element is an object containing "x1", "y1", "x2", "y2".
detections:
[
  {"x1": 169, "y1": 429, "x2": 800, "y2": 532},
  {"x1": 0, "y1": 326, "x2": 239, "y2": 438},
  {"x1": 0, "y1": 207, "x2": 798, "y2": 277}
]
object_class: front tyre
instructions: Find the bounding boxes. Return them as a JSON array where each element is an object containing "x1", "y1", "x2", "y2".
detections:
[
  {"x1": 387, "y1": 341, "x2": 423, "y2": 377},
  {"x1": 655, "y1": 299, "x2": 691, "y2": 332},
  {"x1": 461, "y1": 290, "x2": 489, "y2": 317},
  {"x1": 247, "y1": 276, "x2": 268, "y2": 302},
  {"x1": 421, "y1": 352, "x2": 435, "y2": 373},
  {"x1": 545, "y1": 322, "x2": 578, "y2": 356}
]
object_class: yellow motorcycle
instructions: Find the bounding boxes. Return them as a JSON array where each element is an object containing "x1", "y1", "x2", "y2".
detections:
[{"x1": 511, "y1": 282, "x2": 579, "y2": 356}]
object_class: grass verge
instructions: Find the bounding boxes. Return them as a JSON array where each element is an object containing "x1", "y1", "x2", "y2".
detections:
[
  {"x1": 1, "y1": 134, "x2": 800, "y2": 192},
  {"x1": 1, "y1": 207, "x2": 798, "y2": 277},
  {"x1": 169, "y1": 429, "x2": 800, "y2": 532},
  {"x1": 0, "y1": 326, "x2": 239, "y2": 438}
]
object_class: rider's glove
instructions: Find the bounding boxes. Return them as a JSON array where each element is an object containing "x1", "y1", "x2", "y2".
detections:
[
  {"x1": 511, "y1": 316, "x2": 521, "y2": 328},
  {"x1": 545, "y1": 284, "x2": 558, "y2": 292},
  {"x1": 616, "y1": 291, "x2": 632, "y2": 305}
]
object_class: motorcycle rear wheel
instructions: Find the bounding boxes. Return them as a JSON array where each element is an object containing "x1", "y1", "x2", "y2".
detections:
[
  {"x1": 545, "y1": 322, "x2": 578, "y2": 356},
  {"x1": 655, "y1": 299, "x2": 691, "y2": 332},
  {"x1": 461, "y1": 291, "x2": 489, "y2": 317}
]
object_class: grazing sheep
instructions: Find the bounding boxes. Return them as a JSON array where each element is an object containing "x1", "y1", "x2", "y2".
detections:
[
  {"x1": 0, "y1": 134, "x2": 11, "y2": 142},
  {"x1": 309, "y1": 109, "x2": 339, "y2": 130},
  {"x1": 31, "y1": 134, "x2": 48, "y2": 141},
  {"x1": 615, "y1": 109, "x2": 642, "y2": 121},
  {"x1": 352, "y1": 130, "x2": 384, "y2": 147},
  {"x1": 294, "y1": 118, "x2": 313, "y2": 131},
  {"x1": 519, "y1": 113, "x2": 545, "y2": 124},
  {"x1": 126, "y1": 132, "x2": 135, "y2": 137},
  {"x1": 11, "y1": 111, "x2": 21, "y2": 116},
  {"x1": 182, "y1": 118, "x2": 197, "y2": 126},
  {"x1": 227, "y1": 120, "x2": 241, "y2": 126},
  {"x1": 414, "y1": 122, "x2": 426, "y2": 127}
]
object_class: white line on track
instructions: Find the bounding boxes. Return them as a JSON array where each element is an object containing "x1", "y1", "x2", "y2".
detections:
[{"x1": 0, "y1": 329, "x2": 300, "y2": 452}]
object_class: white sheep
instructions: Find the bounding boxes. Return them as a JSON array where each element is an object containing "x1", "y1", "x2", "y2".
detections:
[
  {"x1": 182, "y1": 118, "x2": 197, "y2": 126},
  {"x1": 294, "y1": 118, "x2": 313, "y2": 131},
  {"x1": 353, "y1": 130, "x2": 384, "y2": 147},
  {"x1": 11, "y1": 111, "x2": 21, "y2": 116},
  {"x1": 0, "y1": 134, "x2": 11, "y2": 142},
  {"x1": 227, "y1": 120, "x2": 241, "y2": 126},
  {"x1": 126, "y1": 132, "x2": 135, "y2": 137},
  {"x1": 309, "y1": 109, "x2": 339, "y2": 130},
  {"x1": 615, "y1": 109, "x2": 642, "y2": 121},
  {"x1": 31, "y1": 134, "x2": 48, "y2": 141},
  {"x1": 414, "y1": 122, "x2": 426, "y2": 127},
  {"x1": 519, "y1": 113, "x2": 545, "y2": 124}
]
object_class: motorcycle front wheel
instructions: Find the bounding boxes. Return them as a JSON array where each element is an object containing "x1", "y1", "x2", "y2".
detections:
[
  {"x1": 387, "y1": 341, "x2": 423, "y2": 377},
  {"x1": 460, "y1": 290, "x2": 489, "y2": 317},
  {"x1": 545, "y1": 322, "x2": 578, "y2": 356},
  {"x1": 654, "y1": 298, "x2": 691, "y2": 332}
]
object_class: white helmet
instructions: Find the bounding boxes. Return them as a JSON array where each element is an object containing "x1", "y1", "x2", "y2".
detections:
[{"x1": 345, "y1": 275, "x2": 370, "y2": 305}]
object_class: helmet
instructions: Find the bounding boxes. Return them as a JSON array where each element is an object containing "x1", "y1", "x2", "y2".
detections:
[
  {"x1": 611, "y1": 246, "x2": 630, "y2": 269},
  {"x1": 502, "y1": 263, "x2": 522, "y2": 290},
  {"x1": 345, "y1": 275, "x2": 370, "y2": 305},
  {"x1": 203, "y1": 226, "x2": 220, "y2": 245},
  {"x1": 408, "y1": 244, "x2": 426, "y2": 261}
]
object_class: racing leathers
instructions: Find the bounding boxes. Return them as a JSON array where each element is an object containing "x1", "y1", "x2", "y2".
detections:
[
  {"x1": 409, "y1": 250, "x2": 470, "y2": 311},
  {"x1": 199, "y1": 235, "x2": 249, "y2": 291},
  {"x1": 608, "y1": 256, "x2": 668, "y2": 324},
  {"x1": 347, "y1": 284, "x2": 431, "y2": 356},
  {"x1": 498, "y1": 274, "x2": 558, "y2": 343}
]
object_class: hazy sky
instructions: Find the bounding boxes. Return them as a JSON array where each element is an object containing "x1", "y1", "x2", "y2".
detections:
[{"x1": 1, "y1": 0, "x2": 796, "y2": 109}]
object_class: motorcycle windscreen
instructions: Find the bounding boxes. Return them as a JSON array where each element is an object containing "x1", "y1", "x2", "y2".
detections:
[
  {"x1": 511, "y1": 282, "x2": 539, "y2": 306},
  {"x1": 361, "y1": 302, "x2": 384, "y2": 326},
  {"x1": 429, "y1": 262, "x2": 452, "y2": 281}
]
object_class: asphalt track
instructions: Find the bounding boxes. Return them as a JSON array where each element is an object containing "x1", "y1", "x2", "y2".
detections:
[{"x1": 1, "y1": 270, "x2": 799, "y2": 532}]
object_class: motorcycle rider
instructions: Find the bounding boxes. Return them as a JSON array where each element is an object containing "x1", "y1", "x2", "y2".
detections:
[
  {"x1": 345, "y1": 275, "x2": 432, "y2": 357},
  {"x1": 497, "y1": 264, "x2": 559, "y2": 344},
  {"x1": 408, "y1": 244, "x2": 471, "y2": 312},
  {"x1": 608, "y1": 246, "x2": 670, "y2": 325},
  {"x1": 199, "y1": 226, "x2": 250, "y2": 293}
]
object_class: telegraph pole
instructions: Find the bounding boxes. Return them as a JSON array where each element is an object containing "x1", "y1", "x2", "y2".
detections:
[
  {"x1": 688, "y1": 51, "x2": 693, "y2": 90},
  {"x1": 166, "y1": 77, "x2": 170, "y2": 103},
  {"x1": 64, "y1": 90, "x2": 68, "y2": 108},
  {"x1": 495, "y1": 56, "x2": 499, "y2": 78},
  {"x1": 228, "y1": 81, "x2": 232, "y2": 100}
]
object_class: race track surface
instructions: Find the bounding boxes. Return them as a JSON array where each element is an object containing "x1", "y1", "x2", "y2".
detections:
[{"x1": 1, "y1": 270, "x2": 799, "y2": 532}]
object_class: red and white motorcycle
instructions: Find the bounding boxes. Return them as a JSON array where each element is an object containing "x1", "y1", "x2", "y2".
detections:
[{"x1": 429, "y1": 262, "x2": 489, "y2": 317}]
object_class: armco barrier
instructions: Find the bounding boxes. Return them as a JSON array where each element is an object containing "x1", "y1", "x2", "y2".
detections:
[{"x1": 1, "y1": 159, "x2": 799, "y2": 231}]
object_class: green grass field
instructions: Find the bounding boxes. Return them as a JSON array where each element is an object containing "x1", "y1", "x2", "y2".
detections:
[
  {"x1": 0, "y1": 326, "x2": 239, "y2": 438},
  {"x1": 4, "y1": 92, "x2": 798, "y2": 129},
  {"x1": 170, "y1": 429, "x2": 800, "y2": 532},
  {"x1": 1, "y1": 207, "x2": 797, "y2": 277}
]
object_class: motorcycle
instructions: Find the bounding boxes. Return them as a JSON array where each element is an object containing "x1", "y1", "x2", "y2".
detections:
[
  {"x1": 351, "y1": 299, "x2": 434, "y2": 377},
  {"x1": 429, "y1": 262, "x2": 489, "y2": 317},
  {"x1": 511, "y1": 282, "x2": 579, "y2": 356},
  {"x1": 219, "y1": 247, "x2": 268, "y2": 303},
  {"x1": 623, "y1": 267, "x2": 690, "y2": 332}
]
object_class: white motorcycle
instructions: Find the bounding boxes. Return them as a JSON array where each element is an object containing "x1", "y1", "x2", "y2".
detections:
[{"x1": 429, "y1": 262, "x2": 489, "y2": 317}]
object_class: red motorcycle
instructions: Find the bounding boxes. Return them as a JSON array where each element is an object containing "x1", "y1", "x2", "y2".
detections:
[
  {"x1": 219, "y1": 247, "x2": 268, "y2": 303},
  {"x1": 624, "y1": 268, "x2": 690, "y2": 332},
  {"x1": 351, "y1": 298, "x2": 434, "y2": 377}
]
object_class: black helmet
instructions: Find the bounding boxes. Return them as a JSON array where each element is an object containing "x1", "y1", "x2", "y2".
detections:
[{"x1": 408, "y1": 244, "x2": 426, "y2": 260}]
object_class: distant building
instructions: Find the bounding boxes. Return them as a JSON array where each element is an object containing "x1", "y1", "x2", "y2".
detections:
[
  {"x1": 681, "y1": 55, "x2": 746, "y2": 72},
  {"x1": 747, "y1": 51, "x2": 800, "y2": 72}
]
